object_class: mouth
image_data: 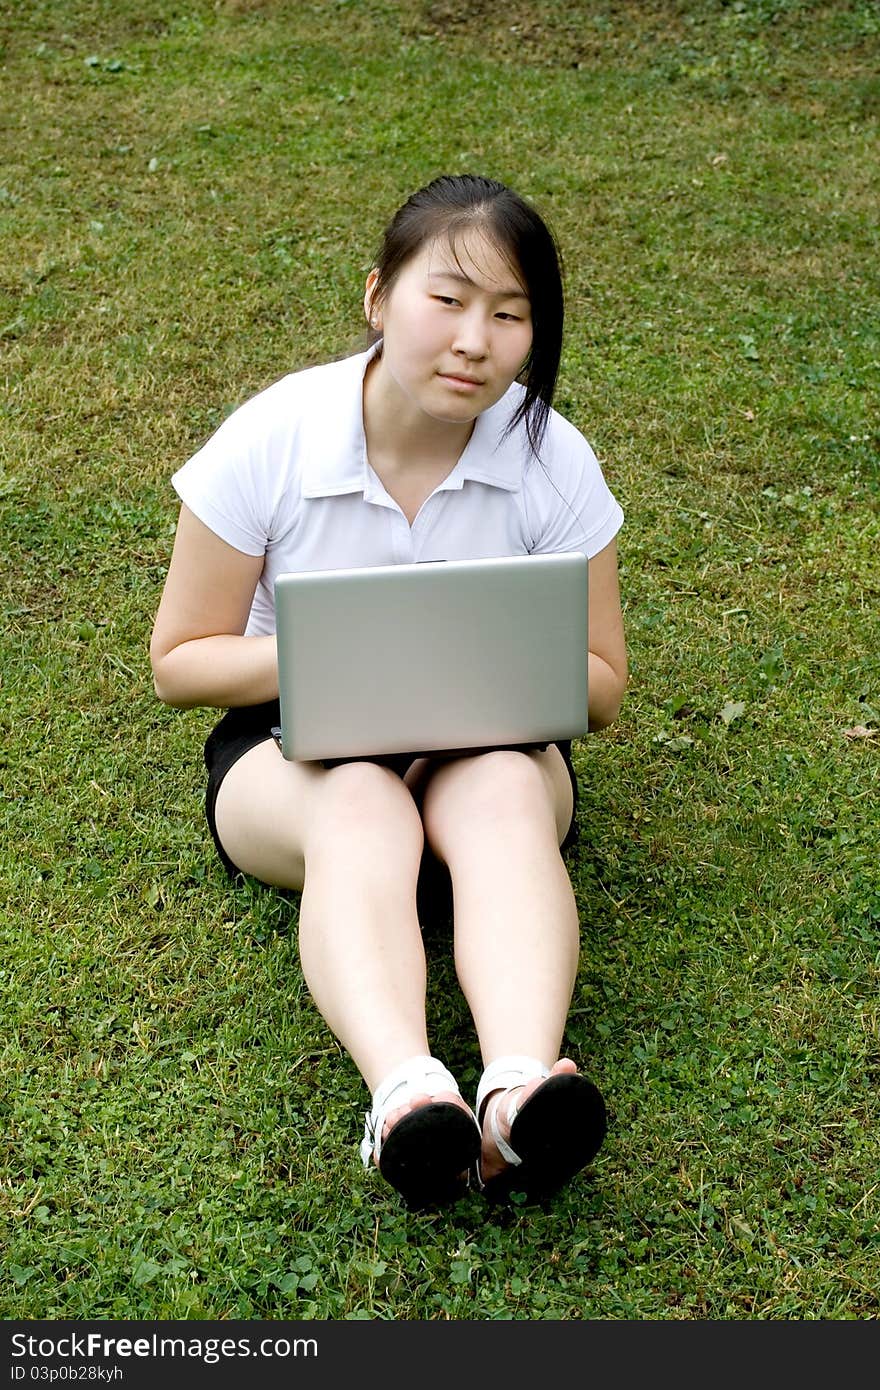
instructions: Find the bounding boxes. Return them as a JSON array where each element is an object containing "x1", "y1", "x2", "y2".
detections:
[{"x1": 438, "y1": 372, "x2": 485, "y2": 388}]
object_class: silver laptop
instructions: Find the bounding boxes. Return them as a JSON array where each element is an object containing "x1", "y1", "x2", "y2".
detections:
[{"x1": 273, "y1": 551, "x2": 588, "y2": 762}]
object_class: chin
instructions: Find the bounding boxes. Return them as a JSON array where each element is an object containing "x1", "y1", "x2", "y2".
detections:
[
  {"x1": 425, "y1": 403, "x2": 481, "y2": 425},
  {"x1": 427, "y1": 387, "x2": 496, "y2": 421}
]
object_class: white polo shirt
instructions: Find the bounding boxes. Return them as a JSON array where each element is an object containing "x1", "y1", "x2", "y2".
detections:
[{"x1": 172, "y1": 346, "x2": 623, "y2": 637}]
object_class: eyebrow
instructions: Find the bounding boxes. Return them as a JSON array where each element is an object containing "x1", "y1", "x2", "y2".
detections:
[{"x1": 426, "y1": 270, "x2": 530, "y2": 301}]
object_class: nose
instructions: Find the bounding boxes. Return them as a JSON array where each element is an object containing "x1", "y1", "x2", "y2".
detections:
[{"x1": 452, "y1": 308, "x2": 490, "y2": 360}]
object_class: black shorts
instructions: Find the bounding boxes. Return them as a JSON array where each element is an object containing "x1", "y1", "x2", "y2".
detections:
[{"x1": 203, "y1": 699, "x2": 580, "y2": 883}]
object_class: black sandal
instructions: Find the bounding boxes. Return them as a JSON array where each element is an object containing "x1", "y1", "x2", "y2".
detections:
[
  {"x1": 361, "y1": 1055, "x2": 482, "y2": 1209},
  {"x1": 475, "y1": 1055, "x2": 607, "y2": 1203}
]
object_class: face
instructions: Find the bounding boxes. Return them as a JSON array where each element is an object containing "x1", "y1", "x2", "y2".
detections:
[{"x1": 364, "y1": 229, "x2": 534, "y2": 428}]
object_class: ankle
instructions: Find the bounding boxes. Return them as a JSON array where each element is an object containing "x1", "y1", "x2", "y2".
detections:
[{"x1": 476, "y1": 1055, "x2": 552, "y2": 1125}]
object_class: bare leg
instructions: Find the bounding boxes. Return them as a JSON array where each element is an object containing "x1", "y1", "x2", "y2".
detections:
[
  {"x1": 298, "y1": 760, "x2": 430, "y2": 1089},
  {"x1": 420, "y1": 747, "x2": 578, "y2": 1061},
  {"x1": 214, "y1": 742, "x2": 470, "y2": 1148},
  {"x1": 419, "y1": 747, "x2": 584, "y2": 1179}
]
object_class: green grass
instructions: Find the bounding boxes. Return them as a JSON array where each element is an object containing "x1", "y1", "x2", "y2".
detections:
[{"x1": 1, "y1": 0, "x2": 878, "y2": 1319}]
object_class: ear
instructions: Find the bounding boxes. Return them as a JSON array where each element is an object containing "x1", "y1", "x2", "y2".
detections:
[{"x1": 364, "y1": 268, "x2": 382, "y2": 330}]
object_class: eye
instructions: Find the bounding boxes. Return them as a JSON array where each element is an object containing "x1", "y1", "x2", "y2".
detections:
[
  {"x1": 495, "y1": 311, "x2": 523, "y2": 322},
  {"x1": 432, "y1": 294, "x2": 461, "y2": 307}
]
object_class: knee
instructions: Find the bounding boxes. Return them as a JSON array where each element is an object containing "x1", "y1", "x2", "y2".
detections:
[
  {"x1": 312, "y1": 760, "x2": 424, "y2": 847},
  {"x1": 443, "y1": 749, "x2": 552, "y2": 828}
]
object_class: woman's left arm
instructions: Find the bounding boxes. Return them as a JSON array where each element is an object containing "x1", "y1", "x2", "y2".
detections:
[{"x1": 587, "y1": 537, "x2": 628, "y2": 731}]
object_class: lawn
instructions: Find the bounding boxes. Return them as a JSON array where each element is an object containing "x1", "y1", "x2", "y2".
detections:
[{"x1": 1, "y1": 0, "x2": 878, "y2": 1319}]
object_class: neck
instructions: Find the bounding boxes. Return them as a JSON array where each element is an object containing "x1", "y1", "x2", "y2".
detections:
[{"x1": 362, "y1": 356, "x2": 474, "y2": 474}]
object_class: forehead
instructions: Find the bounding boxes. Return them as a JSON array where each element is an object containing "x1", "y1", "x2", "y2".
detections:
[{"x1": 410, "y1": 228, "x2": 527, "y2": 296}]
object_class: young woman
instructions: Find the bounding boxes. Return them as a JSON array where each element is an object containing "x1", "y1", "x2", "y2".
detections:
[{"x1": 150, "y1": 174, "x2": 628, "y2": 1209}]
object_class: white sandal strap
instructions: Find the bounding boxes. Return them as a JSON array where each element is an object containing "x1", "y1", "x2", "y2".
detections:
[
  {"x1": 475, "y1": 1055, "x2": 551, "y2": 1169},
  {"x1": 360, "y1": 1054, "x2": 463, "y2": 1168}
]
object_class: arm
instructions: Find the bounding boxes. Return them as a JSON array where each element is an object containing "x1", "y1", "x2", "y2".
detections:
[
  {"x1": 587, "y1": 537, "x2": 627, "y2": 731},
  {"x1": 150, "y1": 504, "x2": 278, "y2": 709}
]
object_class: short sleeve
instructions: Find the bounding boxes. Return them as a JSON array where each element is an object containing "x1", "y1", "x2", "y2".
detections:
[{"x1": 171, "y1": 381, "x2": 295, "y2": 557}]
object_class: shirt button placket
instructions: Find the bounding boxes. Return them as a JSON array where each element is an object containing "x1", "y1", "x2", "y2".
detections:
[
  {"x1": 390, "y1": 509, "x2": 415, "y2": 564},
  {"x1": 412, "y1": 491, "x2": 446, "y2": 562}
]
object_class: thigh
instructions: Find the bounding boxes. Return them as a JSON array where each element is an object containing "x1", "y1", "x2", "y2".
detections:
[
  {"x1": 212, "y1": 738, "x2": 326, "y2": 890},
  {"x1": 214, "y1": 740, "x2": 427, "y2": 890}
]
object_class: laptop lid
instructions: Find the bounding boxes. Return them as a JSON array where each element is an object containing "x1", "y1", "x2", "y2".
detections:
[{"x1": 274, "y1": 551, "x2": 588, "y2": 762}]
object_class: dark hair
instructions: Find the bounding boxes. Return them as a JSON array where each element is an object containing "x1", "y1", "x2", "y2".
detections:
[{"x1": 367, "y1": 174, "x2": 564, "y2": 456}]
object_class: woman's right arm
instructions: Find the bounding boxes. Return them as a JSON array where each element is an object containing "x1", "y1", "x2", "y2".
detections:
[{"x1": 150, "y1": 504, "x2": 278, "y2": 709}]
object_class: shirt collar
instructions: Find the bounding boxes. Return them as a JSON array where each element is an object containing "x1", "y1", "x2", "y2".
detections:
[
  {"x1": 300, "y1": 346, "x2": 376, "y2": 499},
  {"x1": 300, "y1": 345, "x2": 526, "y2": 499}
]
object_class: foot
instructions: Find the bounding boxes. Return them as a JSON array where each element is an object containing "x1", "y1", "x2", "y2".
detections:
[
  {"x1": 375, "y1": 1090, "x2": 476, "y2": 1171},
  {"x1": 479, "y1": 1057, "x2": 578, "y2": 1185},
  {"x1": 360, "y1": 1055, "x2": 482, "y2": 1208}
]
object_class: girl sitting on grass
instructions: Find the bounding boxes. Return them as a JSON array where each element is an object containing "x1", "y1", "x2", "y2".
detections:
[{"x1": 150, "y1": 173, "x2": 627, "y2": 1209}]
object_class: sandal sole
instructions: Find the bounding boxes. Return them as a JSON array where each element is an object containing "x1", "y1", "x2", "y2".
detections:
[
  {"x1": 482, "y1": 1073, "x2": 607, "y2": 1205},
  {"x1": 379, "y1": 1102, "x2": 481, "y2": 1209}
]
